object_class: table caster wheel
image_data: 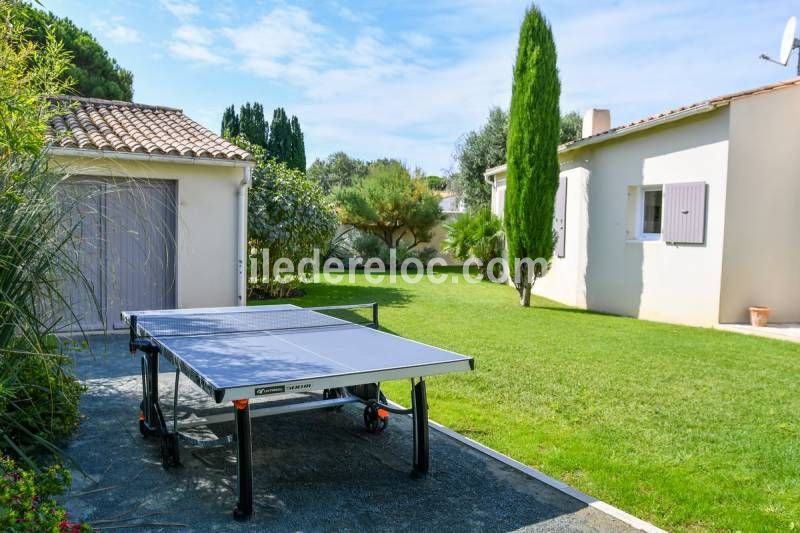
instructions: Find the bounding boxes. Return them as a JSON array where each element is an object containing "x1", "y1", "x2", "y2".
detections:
[
  {"x1": 363, "y1": 402, "x2": 389, "y2": 433},
  {"x1": 139, "y1": 401, "x2": 156, "y2": 437},
  {"x1": 233, "y1": 504, "x2": 252, "y2": 521}
]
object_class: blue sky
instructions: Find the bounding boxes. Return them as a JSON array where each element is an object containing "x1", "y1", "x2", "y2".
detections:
[{"x1": 44, "y1": 0, "x2": 798, "y2": 174}]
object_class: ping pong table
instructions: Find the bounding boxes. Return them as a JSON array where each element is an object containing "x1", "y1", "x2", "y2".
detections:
[{"x1": 123, "y1": 303, "x2": 474, "y2": 521}]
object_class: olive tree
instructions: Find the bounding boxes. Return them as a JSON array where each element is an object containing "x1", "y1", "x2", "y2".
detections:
[
  {"x1": 307, "y1": 151, "x2": 368, "y2": 192},
  {"x1": 560, "y1": 111, "x2": 582, "y2": 143},
  {"x1": 335, "y1": 161, "x2": 444, "y2": 250},
  {"x1": 452, "y1": 107, "x2": 508, "y2": 210}
]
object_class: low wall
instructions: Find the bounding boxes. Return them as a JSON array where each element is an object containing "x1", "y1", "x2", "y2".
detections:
[{"x1": 422, "y1": 213, "x2": 461, "y2": 265}]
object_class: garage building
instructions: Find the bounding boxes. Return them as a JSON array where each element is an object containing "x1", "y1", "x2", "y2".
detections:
[{"x1": 48, "y1": 96, "x2": 253, "y2": 331}]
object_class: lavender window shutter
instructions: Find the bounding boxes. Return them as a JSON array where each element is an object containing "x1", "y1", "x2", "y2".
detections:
[
  {"x1": 554, "y1": 177, "x2": 567, "y2": 257},
  {"x1": 663, "y1": 182, "x2": 706, "y2": 244}
]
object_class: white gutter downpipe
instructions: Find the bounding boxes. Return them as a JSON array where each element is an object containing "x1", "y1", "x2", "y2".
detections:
[{"x1": 237, "y1": 166, "x2": 252, "y2": 306}]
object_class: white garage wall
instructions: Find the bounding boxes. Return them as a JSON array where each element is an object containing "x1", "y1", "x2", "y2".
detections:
[{"x1": 52, "y1": 154, "x2": 247, "y2": 311}]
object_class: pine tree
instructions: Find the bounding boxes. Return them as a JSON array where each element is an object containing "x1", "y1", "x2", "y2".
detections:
[
  {"x1": 289, "y1": 115, "x2": 306, "y2": 170},
  {"x1": 221, "y1": 104, "x2": 240, "y2": 138},
  {"x1": 17, "y1": 4, "x2": 134, "y2": 100},
  {"x1": 505, "y1": 5, "x2": 561, "y2": 307},
  {"x1": 267, "y1": 108, "x2": 292, "y2": 164}
]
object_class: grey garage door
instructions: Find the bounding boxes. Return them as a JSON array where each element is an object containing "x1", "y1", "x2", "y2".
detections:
[{"x1": 65, "y1": 178, "x2": 176, "y2": 331}]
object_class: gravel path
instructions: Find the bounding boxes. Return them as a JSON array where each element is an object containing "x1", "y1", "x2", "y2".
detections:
[{"x1": 61, "y1": 335, "x2": 638, "y2": 532}]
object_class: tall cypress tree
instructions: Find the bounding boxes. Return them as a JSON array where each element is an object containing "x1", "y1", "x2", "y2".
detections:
[
  {"x1": 267, "y1": 107, "x2": 292, "y2": 164},
  {"x1": 505, "y1": 5, "x2": 560, "y2": 307},
  {"x1": 221, "y1": 104, "x2": 239, "y2": 138},
  {"x1": 253, "y1": 103, "x2": 267, "y2": 148},
  {"x1": 289, "y1": 115, "x2": 306, "y2": 170},
  {"x1": 239, "y1": 103, "x2": 253, "y2": 143},
  {"x1": 239, "y1": 102, "x2": 267, "y2": 148},
  {"x1": 241, "y1": 104, "x2": 252, "y2": 144}
]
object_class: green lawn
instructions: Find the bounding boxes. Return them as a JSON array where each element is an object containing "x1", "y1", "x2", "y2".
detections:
[{"x1": 251, "y1": 268, "x2": 800, "y2": 531}]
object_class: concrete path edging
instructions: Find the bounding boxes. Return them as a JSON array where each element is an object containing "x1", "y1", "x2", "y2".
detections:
[{"x1": 388, "y1": 400, "x2": 667, "y2": 533}]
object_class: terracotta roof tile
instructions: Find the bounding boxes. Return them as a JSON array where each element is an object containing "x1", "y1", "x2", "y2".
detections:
[{"x1": 47, "y1": 95, "x2": 252, "y2": 162}]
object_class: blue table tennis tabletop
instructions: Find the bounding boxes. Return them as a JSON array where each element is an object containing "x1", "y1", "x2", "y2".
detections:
[{"x1": 122, "y1": 305, "x2": 474, "y2": 402}]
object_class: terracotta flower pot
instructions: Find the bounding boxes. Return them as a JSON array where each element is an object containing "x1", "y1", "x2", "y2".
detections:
[{"x1": 749, "y1": 306, "x2": 770, "y2": 327}]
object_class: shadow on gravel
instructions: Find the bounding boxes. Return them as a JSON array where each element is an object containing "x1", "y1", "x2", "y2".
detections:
[{"x1": 60, "y1": 336, "x2": 634, "y2": 532}]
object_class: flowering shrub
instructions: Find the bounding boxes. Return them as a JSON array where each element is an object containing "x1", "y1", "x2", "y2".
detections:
[{"x1": 0, "y1": 455, "x2": 88, "y2": 532}]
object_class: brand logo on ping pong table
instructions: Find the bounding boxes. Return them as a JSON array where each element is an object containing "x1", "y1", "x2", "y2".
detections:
[
  {"x1": 254, "y1": 382, "x2": 312, "y2": 396},
  {"x1": 254, "y1": 385, "x2": 285, "y2": 396}
]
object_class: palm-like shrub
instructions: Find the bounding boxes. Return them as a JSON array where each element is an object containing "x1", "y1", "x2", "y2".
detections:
[
  {"x1": 0, "y1": 0, "x2": 88, "y2": 461},
  {"x1": 443, "y1": 208, "x2": 504, "y2": 278},
  {"x1": 0, "y1": 156, "x2": 87, "y2": 460},
  {"x1": 350, "y1": 231, "x2": 436, "y2": 268}
]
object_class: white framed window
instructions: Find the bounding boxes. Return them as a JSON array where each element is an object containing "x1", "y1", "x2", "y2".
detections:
[{"x1": 637, "y1": 185, "x2": 663, "y2": 240}]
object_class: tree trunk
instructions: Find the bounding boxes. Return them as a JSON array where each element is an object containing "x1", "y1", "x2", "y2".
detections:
[{"x1": 519, "y1": 284, "x2": 531, "y2": 307}]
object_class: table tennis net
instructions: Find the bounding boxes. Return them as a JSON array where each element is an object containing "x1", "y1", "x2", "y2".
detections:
[{"x1": 132, "y1": 305, "x2": 376, "y2": 338}]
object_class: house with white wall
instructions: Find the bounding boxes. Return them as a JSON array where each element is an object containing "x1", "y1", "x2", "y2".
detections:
[
  {"x1": 485, "y1": 79, "x2": 800, "y2": 327},
  {"x1": 49, "y1": 96, "x2": 253, "y2": 330}
]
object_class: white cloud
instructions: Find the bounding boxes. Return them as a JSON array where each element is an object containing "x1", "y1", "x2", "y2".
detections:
[
  {"x1": 227, "y1": 6, "x2": 326, "y2": 52},
  {"x1": 159, "y1": 0, "x2": 199, "y2": 19},
  {"x1": 174, "y1": 0, "x2": 798, "y2": 173},
  {"x1": 297, "y1": 36, "x2": 515, "y2": 172},
  {"x1": 174, "y1": 24, "x2": 212, "y2": 45},
  {"x1": 214, "y1": 5, "x2": 514, "y2": 173},
  {"x1": 551, "y1": 0, "x2": 793, "y2": 125},
  {"x1": 329, "y1": 1, "x2": 370, "y2": 24},
  {"x1": 91, "y1": 17, "x2": 141, "y2": 44},
  {"x1": 170, "y1": 41, "x2": 227, "y2": 64},
  {"x1": 222, "y1": 6, "x2": 327, "y2": 80},
  {"x1": 402, "y1": 32, "x2": 434, "y2": 49},
  {"x1": 168, "y1": 24, "x2": 227, "y2": 65}
]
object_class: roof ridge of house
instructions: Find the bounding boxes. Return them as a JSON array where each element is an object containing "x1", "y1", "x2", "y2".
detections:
[
  {"x1": 50, "y1": 94, "x2": 183, "y2": 113},
  {"x1": 483, "y1": 77, "x2": 800, "y2": 176},
  {"x1": 558, "y1": 77, "x2": 800, "y2": 151}
]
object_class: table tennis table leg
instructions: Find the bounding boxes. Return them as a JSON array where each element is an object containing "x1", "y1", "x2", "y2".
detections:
[
  {"x1": 139, "y1": 348, "x2": 160, "y2": 435},
  {"x1": 233, "y1": 399, "x2": 254, "y2": 521},
  {"x1": 411, "y1": 377, "x2": 429, "y2": 476}
]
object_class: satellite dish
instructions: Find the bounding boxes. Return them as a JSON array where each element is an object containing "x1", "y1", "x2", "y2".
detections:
[
  {"x1": 760, "y1": 16, "x2": 800, "y2": 74},
  {"x1": 779, "y1": 16, "x2": 797, "y2": 64}
]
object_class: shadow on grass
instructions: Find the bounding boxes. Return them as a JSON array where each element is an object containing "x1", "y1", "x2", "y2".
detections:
[
  {"x1": 250, "y1": 283, "x2": 413, "y2": 310},
  {"x1": 534, "y1": 304, "x2": 610, "y2": 317}
]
